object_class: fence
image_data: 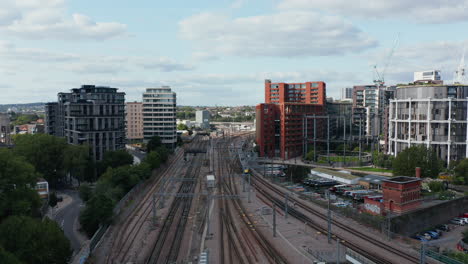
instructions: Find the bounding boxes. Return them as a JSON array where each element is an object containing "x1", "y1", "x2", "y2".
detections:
[{"x1": 425, "y1": 250, "x2": 464, "y2": 264}]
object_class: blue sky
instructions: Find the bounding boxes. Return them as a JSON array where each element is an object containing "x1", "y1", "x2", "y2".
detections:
[{"x1": 1, "y1": 0, "x2": 467, "y2": 105}]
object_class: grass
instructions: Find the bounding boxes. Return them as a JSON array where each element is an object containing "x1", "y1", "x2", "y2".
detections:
[{"x1": 349, "y1": 167, "x2": 393, "y2": 173}]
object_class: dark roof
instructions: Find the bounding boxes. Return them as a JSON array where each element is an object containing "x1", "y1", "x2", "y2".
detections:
[
  {"x1": 359, "y1": 174, "x2": 389, "y2": 184},
  {"x1": 383, "y1": 176, "x2": 421, "y2": 184}
]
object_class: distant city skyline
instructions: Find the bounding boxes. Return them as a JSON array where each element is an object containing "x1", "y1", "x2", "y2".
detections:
[{"x1": 1, "y1": 0, "x2": 467, "y2": 105}]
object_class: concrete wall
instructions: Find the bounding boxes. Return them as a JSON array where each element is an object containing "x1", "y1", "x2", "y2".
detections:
[{"x1": 390, "y1": 197, "x2": 468, "y2": 236}]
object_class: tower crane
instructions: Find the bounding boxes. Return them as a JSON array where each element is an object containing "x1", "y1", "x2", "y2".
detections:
[
  {"x1": 373, "y1": 34, "x2": 400, "y2": 87},
  {"x1": 454, "y1": 47, "x2": 466, "y2": 84}
]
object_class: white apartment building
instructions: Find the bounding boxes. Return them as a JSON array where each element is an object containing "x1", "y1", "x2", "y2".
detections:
[
  {"x1": 142, "y1": 87, "x2": 177, "y2": 148},
  {"x1": 413, "y1": 70, "x2": 441, "y2": 82}
]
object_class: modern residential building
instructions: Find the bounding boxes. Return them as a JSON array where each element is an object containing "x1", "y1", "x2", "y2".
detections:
[
  {"x1": 196, "y1": 110, "x2": 211, "y2": 129},
  {"x1": 142, "y1": 87, "x2": 177, "y2": 149},
  {"x1": 256, "y1": 80, "x2": 327, "y2": 159},
  {"x1": 352, "y1": 85, "x2": 395, "y2": 142},
  {"x1": 341, "y1": 87, "x2": 353, "y2": 101},
  {"x1": 265, "y1": 79, "x2": 326, "y2": 105},
  {"x1": 414, "y1": 70, "x2": 441, "y2": 82},
  {"x1": 45, "y1": 85, "x2": 126, "y2": 161},
  {"x1": 126, "y1": 102, "x2": 143, "y2": 142},
  {"x1": 0, "y1": 113, "x2": 11, "y2": 145},
  {"x1": 387, "y1": 84, "x2": 468, "y2": 165}
]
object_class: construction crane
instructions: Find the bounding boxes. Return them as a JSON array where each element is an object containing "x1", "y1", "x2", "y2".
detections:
[
  {"x1": 373, "y1": 34, "x2": 400, "y2": 87},
  {"x1": 454, "y1": 47, "x2": 466, "y2": 84}
]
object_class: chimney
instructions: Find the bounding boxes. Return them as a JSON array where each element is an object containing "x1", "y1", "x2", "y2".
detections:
[{"x1": 415, "y1": 167, "x2": 421, "y2": 178}]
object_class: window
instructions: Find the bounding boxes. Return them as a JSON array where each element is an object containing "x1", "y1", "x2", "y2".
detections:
[{"x1": 312, "y1": 83, "x2": 318, "y2": 88}]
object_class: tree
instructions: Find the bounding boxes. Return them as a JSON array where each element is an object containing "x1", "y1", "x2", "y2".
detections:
[
  {"x1": 13, "y1": 134, "x2": 67, "y2": 188},
  {"x1": 177, "y1": 123, "x2": 188, "y2": 130},
  {"x1": 48, "y1": 192, "x2": 58, "y2": 207},
  {"x1": 147, "y1": 136, "x2": 162, "y2": 152},
  {"x1": 392, "y1": 145, "x2": 443, "y2": 178},
  {"x1": 79, "y1": 194, "x2": 115, "y2": 236},
  {"x1": 454, "y1": 159, "x2": 468, "y2": 184},
  {"x1": 144, "y1": 151, "x2": 162, "y2": 170},
  {"x1": 0, "y1": 246, "x2": 22, "y2": 264},
  {"x1": 64, "y1": 144, "x2": 91, "y2": 185},
  {"x1": 0, "y1": 149, "x2": 41, "y2": 220},
  {"x1": 427, "y1": 181, "x2": 445, "y2": 193},
  {"x1": 0, "y1": 216, "x2": 71, "y2": 264},
  {"x1": 79, "y1": 183, "x2": 93, "y2": 203},
  {"x1": 98, "y1": 150, "x2": 134, "y2": 176}
]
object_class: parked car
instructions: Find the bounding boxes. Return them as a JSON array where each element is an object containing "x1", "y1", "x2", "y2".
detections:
[
  {"x1": 424, "y1": 231, "x2": 439, "y2": 239},
  {"x1": 459, "y1": 217, "x2": 468, "y2": 224},
  {"x1": 436, "y1": 224, "x2": 450, "y2": 231},
  {"x1": 451, "y1": 219, "x2": 465, "y2": 225},
  {"x1": 413, "y1": 234, "x2": 429, "y2": 242}
]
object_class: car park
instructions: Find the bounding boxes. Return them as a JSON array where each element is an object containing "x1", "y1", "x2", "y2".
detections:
[{"x1": 414, "y1": 234, "x2": 429, "y2": 242}]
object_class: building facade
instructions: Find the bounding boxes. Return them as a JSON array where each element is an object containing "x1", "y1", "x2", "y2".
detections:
[
  {"x1": 45, "y1": 85, "x2": 126, "y2": 161},
  {"x1": 126, "y1": 102, "x2": 143, "y2": 142},
  {"x1": 265, "y1": 79, "x2": 326, "y2": 105},
  {"x1": 387, "y1": 84, "x2": 468, "y2": 165},
  {"x1": 382, "y1": 176, "x2": 421, "y2": 214},
  {"x1": 0, "y1": 113, "x2": 11, "y2": 145},
  {"x1": 414, "y1": 70, "x2": 441, "y2": 82},
  {"x1": 142, "y1": 87, "x2": 177, "y2": 148},
  {"x1": 341, "y1": 87, "x2": 353, "y2": 101},
  {"x1": 256, "y1": 80, "x2": 326, "y2": 159},
  {"x1": 196, "y1": 110, "x2": 210, "y2": 129}
]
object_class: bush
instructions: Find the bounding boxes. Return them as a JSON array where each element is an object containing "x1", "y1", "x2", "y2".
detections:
[
  {"x1": 79, "y1": 183, "x2": 93, "y2": 202},
  {"x1": 427, "y1": 181, "x2": 445, "y2": 193}
]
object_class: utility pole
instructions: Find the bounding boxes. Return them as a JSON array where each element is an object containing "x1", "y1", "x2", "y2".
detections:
[
  {"x1": 359, "y1": 116, "x2": 362, "y2": 163},
  {"x1": 327, "y1": 191, "x2": 332, "y2": 244},
  {"x1": 336, "y1": 239, "x2": 340, "y2": 264},
  {"x1": 284, "y1": 193, "x2": 289, "y2": 219},
  {"x1": 420, "y1": 243, "x2": 426, "y2": 264},
  {"x1": 247, "y1": 173, "x2": 251, "y2": 203},
  {"x1": 273, "y1": 204, "x2": 277, "y2": 237},
  {"x1": 313, "y1": 115, "x2": 317, "y2": 162}
]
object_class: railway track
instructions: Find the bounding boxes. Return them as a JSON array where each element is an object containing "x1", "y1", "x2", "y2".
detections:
[
  {"x1": 104, "y1": 147, "x2": 185, "y2": 264},
  {"x1": 250, "y1": 169, "x2": 421, "y2": 264},
  {"x1": 105, "y1": 135, "x2": 206, "y2": 264},
  {"x1": 214, "y1": 136, "x2": 288, "y2": 264},
  {"x1": 145, "y1": 137, "x2": 209, "y2": 264}
]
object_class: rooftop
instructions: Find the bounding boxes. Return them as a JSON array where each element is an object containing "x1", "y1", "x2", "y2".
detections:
[
  {"x1": 311, "y1": 168, "x2": 359, "y2": 180},
  {"x1": 383, "y1": 176, "x2": 421, "y2": 184}
]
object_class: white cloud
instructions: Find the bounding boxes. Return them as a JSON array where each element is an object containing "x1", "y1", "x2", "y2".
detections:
[
  {"x1": 179, "y1": 11, "x2": 377, "y2": 57},
  {"x1": 367, "y1": 40, "x2": 468, "y2": 84},
  {"x1": 278, "y1": 0, "x2": 468, "y2": 23},
  {"x1": 0, "y1": 0, "x2": 127, "y2": 40},
  {"x1": 0, "y1": 41, "x2": 194, "y2": 73}
]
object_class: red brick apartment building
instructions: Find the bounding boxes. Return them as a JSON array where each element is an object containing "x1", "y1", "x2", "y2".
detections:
[{"x1": 256, "y1": 80, "x2": 326, "y2": 159}]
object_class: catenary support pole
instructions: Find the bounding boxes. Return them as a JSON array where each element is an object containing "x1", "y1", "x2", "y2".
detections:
[
  {"x1": 285, "y1": 193, "x2": 289, "y2": 219},
  {"x1": 273, "y1": 204, "x2": 277, "y2": 237}
]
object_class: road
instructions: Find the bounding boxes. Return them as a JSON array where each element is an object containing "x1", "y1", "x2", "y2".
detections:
[{"x1": 54, "y1": 190, "x2": 85, "y2": 252}]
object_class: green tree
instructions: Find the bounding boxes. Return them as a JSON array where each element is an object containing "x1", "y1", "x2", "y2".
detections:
[
  {"x1": 427, "y1": 181, "x2": 445, "y2": 193},
  {"x1": 454, "y1": 159, "x2": 468, "y2": 184},
  {"x1": 0, "y1": 216, "x2": 71, "y2": 264},
  {"x1": 147, "y1": 136, "x2": 162, "y2": 152},
  {"x1": 0, "y1": 246, "x2": 23, "y2": 264},
  {"x1": 144, "y1": 151, "x2": 162, "y2": 170},
  {"x1": 11, "y1": 114, "x2": 39, "y2": 126},
  {"x1": 0, "y1": 149, "x2": 41, "y2": 220},
  {"x1": 48, "y1": 192, "x2": 58, "y2": 207},
  {"x1": 101, "y1": 166, "x2": 140, "y2": 193},
  {"x1": 79, "y1": 183, "x2": 93, "y2": 202},
  {"x1": 177, "y1": 123, "x2": 188, "y2": 130},
  {"x1": 64, "y1": 144, "x2": 91, "y2": 185},
  {"x1": 392, "y1": 145, "x2": 443, "y2": 178},
  {"x1": 98, "y1": 150, "x2": 134, "y2": 175},
  {"x1": 13, "y1": 134, "x2": 67, "y2": 187},
  {"x1": 79, "y1": 194, "x2": 115, "y2": 236}
]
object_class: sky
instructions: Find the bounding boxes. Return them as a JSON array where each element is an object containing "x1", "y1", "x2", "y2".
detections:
[{"x1": 0, "y1": 0, "x2": 467, "y2": 105}]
